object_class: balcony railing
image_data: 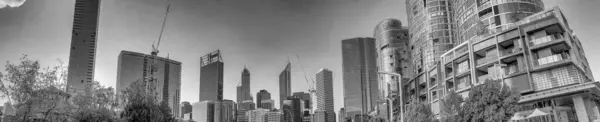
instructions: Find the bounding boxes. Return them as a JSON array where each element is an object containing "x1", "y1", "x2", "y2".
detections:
[
  {"x1": 535, "y1": 53, "x2": 570, "y2": 66},
  {"x1": 530, "y1": 34, "x2": 563, "y2": 46},
  {"x1": 500, "y1": 47, "x2": 523, "y2": 57},
  {"x1": 477, "y1": 55, "x2": 498, "y2": 66},
  {"x1": 478, "y1": 1, "x2": 492, "y2": 10}
]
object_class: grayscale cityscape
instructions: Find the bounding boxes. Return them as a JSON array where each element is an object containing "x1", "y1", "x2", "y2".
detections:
[{"x1": 0, "y1": 0, "x2": 599, "y2": 122}]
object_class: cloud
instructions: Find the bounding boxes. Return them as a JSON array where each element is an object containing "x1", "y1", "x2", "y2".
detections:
[{"x1": 0, "y1": 0, "x2": 26, "y2": 9}]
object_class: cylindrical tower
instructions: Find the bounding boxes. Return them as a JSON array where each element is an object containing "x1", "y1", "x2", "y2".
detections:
[
  {"x1": 406, "y1": 0, "x2": 455, "y2": 74},
  {"x1": 453, "y1": 0, "x2": 544, "y2": 43},
  {"x1": 374, "y1": 19, "x2": 412, "y2": 97}
]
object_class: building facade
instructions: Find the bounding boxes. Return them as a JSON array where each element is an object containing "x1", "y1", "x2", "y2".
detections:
[
  {"x1": 214, "y1": 100, "x2": 236, "y2": 122},
  {"x1": 260, "y1": 99, "x2": 274, "y2": 110},
  {"x1": 315, "y1": 68, "x2": 335, "y2": 122},
  {"x1": 279, "y1": 63, "x2": 292, "y2": 109},
  {"x1": 66, "y1": 0, "x2": 101, "y2": 93},
  {"x1": 292, "y1": 92, "x2": 312, "y2": 121},
  {"x1": 282, "y1": 97, "x2": 302, "y2": 122},
  {"x1": 406, "y1": 0, "x2": 455, "y2": 73},
  {"x1": 200, "y1": 50, "x2": 224, "y2": 101},
  {"x1": 257, "y1": 90, "x2": 271, "y2": 109},
  {"x1": 116, "y1": 50, "x2": 182, "y2": 116},
  {"x1": 338, "y1": 108, "x2": 346, "y2": 122},
  {"x1": 341, "y1": 37, "x2": 379, "y2": 118},
  {"x1": 192, "y1": 101, "x2": 214, "y2": 122},
  {"x1": 237, "y1": 100, "x2": 255, "y2": 122},
  {"x1": 238, "y1": 67, "x2": 253, "y2": 103},
  {"x1": 411, "y1": 7, "x2": 600, "y2": 121}
]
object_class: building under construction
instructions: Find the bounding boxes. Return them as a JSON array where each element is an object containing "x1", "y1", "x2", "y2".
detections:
[{"x1": 199, "y1": 50, "x2": 224, "y2": 102}]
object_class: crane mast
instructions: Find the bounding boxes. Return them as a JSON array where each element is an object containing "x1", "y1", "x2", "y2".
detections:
[{"x1": 147, "y1": 1, "x2": 171, "y2": 100}]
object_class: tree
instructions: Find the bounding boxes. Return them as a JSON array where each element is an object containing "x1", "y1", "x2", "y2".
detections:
[
  {"x1": 403, "y1": 100, "x2": 436, "y2": 122},
  {"x1": 0, "y1": 55, "x2": 71, "y2": 121},
  {"x1": 71, "y1": 81, "x2": 119, "y2": 121},
  {"x1": 181, "y1": 101, "x2": 192, "y2": 117},
  {"x1": 120, "y1": 79, "x2": 175, "y2": 122},
  {"x1": 459, "y1": 80, "x2": 521, "y2": 122},
  {"x1": 439, "y1": 91, "x2": 464, "y2": 122}
]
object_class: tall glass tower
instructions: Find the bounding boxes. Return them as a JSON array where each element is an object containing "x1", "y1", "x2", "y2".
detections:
[
  {"x1": 200, "y1": 50, "x2": 224, "y2": 102},
  {"x1": 341, "y1": 37, "x2": 379, "y2": 118},
  {"x1": 67, "y1": 0, "x2": 101, "y2": 92}
]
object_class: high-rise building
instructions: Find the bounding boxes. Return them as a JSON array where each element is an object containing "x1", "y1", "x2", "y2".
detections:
[
  {"x1": 66, "y1": 0, "x2": 101, "y2": 93},
  {"x1": 411, "y1": 6, "x2": 600, "y2": 121},
  {"x1": 237, "y1": 67, "x2": 253, "y2": 104},
  {"x1": 282, "y1": 97, "x2": 302, "y2": 122},
  {"x1": 453, "y1": 0, "x2": 544, "y2": 44},
  {"x1": 406, "y1": 0, "x2": 455, "y2": 73},
  {"x1": 374, "y1": 19, "x2": 412, "y2": 96},
  {"x1": 292, "y1": 92, "x2": 312, "y2": 120},
  {"x1": 237, "y1": 100, "x2": 255, "y2": 122},
  {"x1": 341, "y1": 37, "x2": 379, "y2": 118},
  {"x1": 338, "y1": 108, "x2": 346, "y2": 122},
  {"x1": 116, "y1": 50, "x2": 182, "y2": 116},
  {"x1": 279, "y1": 63, "x2": 291, "y2": 109},
  {"x1": 200, "y1": 50, "x2": 224, "y2": 101},
  {"x1": 315, "y1": 68, "x2": 335, "y2": 122},
  {"x1": 192, "y1": 101, "x2": 214, "y2": 122},
  {"x1": 214, "y1": 100, "x2": 236, "y2": 122},
  {"x1": 260, "y1": 99, "x2": 274, "y2": 110},
  {"x1": 256, "y1": 90, "x2": 271, "y2": 109}
]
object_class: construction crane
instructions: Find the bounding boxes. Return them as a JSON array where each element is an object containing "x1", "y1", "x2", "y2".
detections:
[
  {"x1": 147, "y1": 1, "x2": 171, "y2": 99},
  {"x1": 295, "y1": 54, "x2": 316, "y2": 94}
]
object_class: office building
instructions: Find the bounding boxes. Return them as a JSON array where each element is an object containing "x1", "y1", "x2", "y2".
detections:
[
  {"x1": 257, "y1": 90, "x2": 272, "y2": 109},
  {"x1": 200, "y1": 50, "x2": 224, "y2": 101},
  {"x1": 279, "y1": 63, "x2": 291, "y2": 109},
  {"x1": 406, "y1": 0, "x2": 455, "y2": 73},
  {"x1": 315, "y1": 69, "x2": 335, "y2": 122},
  {"x1": 453, "y1": 0, "x2": 544, "y2": 44},
  {"x1": 265, "y1": 111, "x2": 284, "y2": 122},
  {"x1": 237, "y1": 67, "x2": 253, "y2": 103},
  {"x1": 341, "y1": 37, "x2": 379, "y2": 118},
  {"x1": 282, "y1": 97, "x2": 302, "y2": 122},
  {"x1": 412, "y1": 7, "x2": 600, "y2": 121},
  {"x1": 237, "y1": 100, "x2": 255, "y2": 122},
  {"x1": 116, "y1": 50, "x2": 182, "y2": 116},
  {"x1": 214, "y1": 100, "x2": 236, "y2": 122},
  {"x1": 313, "y1": 110, "x2": 326, "y2": 122},
  {"x1": 66, "y1": 0, "x2": 101, "y2": 93},
  {"x1": 192, "y1": 101, "x2": 214, "y2": 122},
  {"x1": 292, "y1": 92, "x2": 312, "y2": 121},
  {"x1": 260, "y1": 99, "x2": 274, "y2": 110},
  {"x1": 338, "y1": 108, "x2": 346, "y2": 122},
  {"x1": 246, "y1": 108, "x2": 283, "y2": 122}
]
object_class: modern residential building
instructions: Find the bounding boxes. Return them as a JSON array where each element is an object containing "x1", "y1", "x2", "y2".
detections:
[
  {"x1": 260, "y1": 99, "x2": 274, "y2": 110},
  {"x1": 453, "y1": 0, "x2": 544, "y2": 44},
  {"x1": 214, "y1": 100, "x2": 236, "y2": 122},
  {"x1": 257, "y1": 90, "x2": 272, "y2": 109},
  {"x1": 192, "y1": 101, "x2": 214, "y2": 122},
  {"x1": 406, "y1": 0, "x2": 455, "y2": 73},
  {"x1": 200, "y1": 50, "x2": 224, "y2": 101},
  {"x1": 341, "y1": 37, "x2": 379, "y2": 118},
  {"x1": 279, "y1": 62, "x2": 292, "y2": 109},
  {"x1": 315, "y1": 68, "x2": 335, "y2": 122},
  {"x1": 115, "y1": 50, "x2": 182, "y2": 116},
  {"x1": 411, "y1": 7, "x2": 600, "y2": 121},
  {"x1": 237, "y1": 67, "x2": 253, "y2": 104},
  {"x1": 66, "y1": 0, "x2": 101, "y2": 93}
]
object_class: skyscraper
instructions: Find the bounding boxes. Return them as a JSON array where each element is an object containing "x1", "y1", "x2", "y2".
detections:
[
  {"x1": 375, "y1": 19, "x2": 412, "y2": 96},
  {"x1": 116, "y1": 50, "x2": 182, "y2": 116},
  {"x1": 279, "y1": 63, "x2": 291, "y2": 109},
  {"x1": 316, "y1": 68, "x2": 335, "y2": 122},
  {"x1": 256, "y1": 90, "x2": 272, "y2": 109},
  {"x1": 237, "y1": 67, "x2": 253, "y2": 104},
  {"x1": 341, "y1": 37, "x2": 379, "y2": 118},
  {"x1": 200, "y1": 50, "x2": 224, "y2": 101},
  {"x1": 292, "y1": 91, "x2": 312, "y2": 120},
  {"x1": 66, "y1": 0, "x2": 101, "y2": 93},
  {"x1": 406, "y1": 0, "x2": 455, "y2": 73}
]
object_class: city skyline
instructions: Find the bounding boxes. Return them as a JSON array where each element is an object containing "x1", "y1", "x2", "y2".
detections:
[{"x1": 1, "y1": 0, "x2": 600, "y2": 117}]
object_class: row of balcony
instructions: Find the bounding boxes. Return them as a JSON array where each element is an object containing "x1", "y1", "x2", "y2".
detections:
[
  {"x1": 500, "y1": 47, "x2": 523, "y2": 57},
  {"x1": 529, "y1": 34, "x2": 563, "y2": 46},
  {"x1": 535, "y1": 53, "x2": 570, "y2": 66},
  {"x1": 476, "y1": 55, "x2": 498, "y2": 66}
]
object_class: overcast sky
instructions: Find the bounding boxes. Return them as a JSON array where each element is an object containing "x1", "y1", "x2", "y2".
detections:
[{"x1": 1, "y1": 0, "x2": 599, "y2": 114}]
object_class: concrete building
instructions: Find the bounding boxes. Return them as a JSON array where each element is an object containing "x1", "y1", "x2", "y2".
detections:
[
  {"x1": 316, "y1": 69, "x2": 335, "y2": 122},
  {"x1": 410, "y1": 7, "x2": 600, "y2": 122},
  {"x1": 257, "y1": 90, "x2": 272, "y2": 109},
  {"x1": 453, "y1": 0, "x2": 544, "y2": 44},
  {"x1": 116, "y1": 50, "x2": 182, "y2": 116},
  {"x1": 279, "y1": 63, "x2": 292, "y2": 109},
  {"x1": 192, "y1": 101, "x2": 214, "y2": 122},
  {"x1": 260, "y1": 99, "x2": 274, "y2": 110},
  {"x1": 341, "y1": 37, "x2": 379, "y2": 118},
  {"x1": 66, "y1": 0, "x2": 101, "y2": 93},
  {"x1": 406, "y1": 0, "x2": 455, "y2": 73},
  {"x1": 200, "y1": 50, "x2": 224, "y2": 102},
  {"x1": 214, "y1": 100, "x2": 236, "y2": 122},
  {"x1": 237, "y1": 67, "x2": 253, "y2": 104}
]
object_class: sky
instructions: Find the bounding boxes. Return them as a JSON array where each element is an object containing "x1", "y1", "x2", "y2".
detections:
[{"x1": 0, "y1": 0, "x2": 599, "y2": 115}]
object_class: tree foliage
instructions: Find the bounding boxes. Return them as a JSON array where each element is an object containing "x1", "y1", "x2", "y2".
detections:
[
  {"x1": 459, "y1": 80, "x2": 522, "y2": 122},
  {"x1": 439, "y1": 91, "x2": 464, "y2": 122},
  {"x1": 0, "y1": 55, "x2": 71, "y2": 121},
  {"x1": 120, "y1": 79, "x2": 175, "y2": 122},
  {"x1": 403, "y1": 100, "x2": 436, "y2": 122},
  {"x1": 71, "y1": 81, "x2": 119, "y2": 121}
]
